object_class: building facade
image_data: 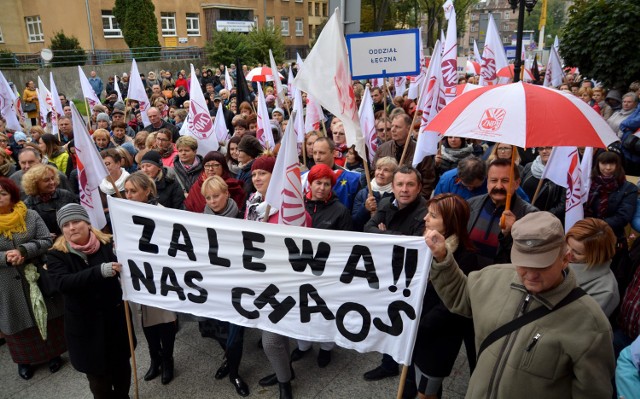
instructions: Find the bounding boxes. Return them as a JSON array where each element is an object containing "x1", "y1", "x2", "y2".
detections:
[
  {"x1": 0, "y1": 0, "x2": 308, "y2": 57},
  {"x1": 306, "y1": 0, "x2": 328, "y2": 45}
]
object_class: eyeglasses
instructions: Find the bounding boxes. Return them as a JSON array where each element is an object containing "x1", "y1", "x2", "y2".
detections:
[
  {"x1": 156, "y1": 137, "x2": 169, "y2": 142},
  {"x1": 204, "y1": 163, "x2": 222, "y2": 170},
  {"x1": 497, "y1": 147, "x2": 512, "y2": 152},
  {"x1": 537, "y1": 147, "x2": 553, "y2": 151}
]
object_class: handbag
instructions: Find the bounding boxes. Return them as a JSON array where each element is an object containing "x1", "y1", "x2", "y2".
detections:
[{"x1": 22, "y1": 102, "x2": 36, "y2": 112}]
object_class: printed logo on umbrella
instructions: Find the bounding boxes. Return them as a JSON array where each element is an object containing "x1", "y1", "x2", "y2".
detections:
[{"x1": 478, "y1": 108, "x2": 506, "y2": 132}]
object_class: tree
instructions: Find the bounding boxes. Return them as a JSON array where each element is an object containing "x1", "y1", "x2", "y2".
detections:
[
  {"x1": 50, "y1": 31, "x2": 85, "y2": 67},
  {"x1": 247, "y1": 27, "x2": 287, "y2": 65},
  {"x1": 113, "y1": 0, "x2": 161, "y2": 60},
  {"x1": 523, "y1": 0, "x2": 569, "y2": 46},
  {"x1": 205, "y1": 31, "x2": 255, "y2": 67},
  {"x1": 561, "y1": 0, "x2": 640, "y2": 88}
]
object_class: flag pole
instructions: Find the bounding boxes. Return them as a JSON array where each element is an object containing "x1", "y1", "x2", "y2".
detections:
[
  {"x1": 500, "y1": 147, "x2": 517, "y2": 229},
  {"x1": 107, "y1": 176, "x2": 139, "y2": 399},
  {"x1": 395, "y1": 365, "x2": 409, "y2": 399},
  {"x1": 84, "y1": 98, "x2": 91, "y2": 131},
  {"x1": 399, "y1": 102, "x2": 422, "y2": 166},
  {"x1": 531, "y1": 148, "x2": 554, "y2": 204},
  {"x1": 382, "y1": 71, "x2": 389, "y2": 139}
]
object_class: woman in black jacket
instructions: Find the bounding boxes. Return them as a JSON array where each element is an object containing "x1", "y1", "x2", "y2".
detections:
[
  {"x1": 47, "y1": 203, "x2": 133, "y2": 398},
  {"x1": 138, "y1": 150, "x2": 184, "y2": 210},
  {"x1": 415, "y1": 193, "x2": 479, "y2": 399},
  {"x1": 304, "y1": 164, "x2": 353, "y2": 231}
]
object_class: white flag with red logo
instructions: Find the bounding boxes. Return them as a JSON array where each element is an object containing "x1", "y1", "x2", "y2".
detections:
[
  {"x1": 294, "y1": 8, "x2": 366, "y2": 160},
  {"x1": 0, "y1": 72, "x2": 22, "y2": 131},
  {"x1": 292, "y1": 88, "x2": 305, "y2": 144},
  {"x1": 265, "y1": 111, "x2": 307, "y2": 226},
  {"x1": 70, "y1": 103, "x2": 108, "y2": 229},
  {"x1": 269, "y1": 49, "x2": 285, "y2": 106},
  {"x1": 408, "y1": 27, "x2": 426, "y2": 100},
  {"x1": 78, "y1": 67, "x2": 101, "y2": 113},
  {"x1": 225, "y1": 67, "x2": 233, "y2": 91},
  {"x1": 114, "y1": 75, "x2": 123, "y2": 102},
  {"x1": 304, "y1": 94, "x2": 325, "y2": 136},
  {"x1": 371, "y1": 77, "x2": 384, "y2": 89},
  {"x1": 186, "y1": 64, "x2": 219, "y2": 155},
  {"x1": 479, "y1": 14, "x2": 509, "y2": 86},
  {"x1": 359, "y1": 86, "x2": 377, "y2": 164},
  {"x1": 213, "y1": 101, "x2": 229, "y2": 144},
  {"x1": 256, "y1": 84, "x2": 275, "y2": 150},
  {"x1": 127, "y1": 59, "x2": 151, "y2": 126},
  {"x1": 37, "y1": 77, "x2": 55, "y2": 131},
  {"x1": 441, "y1": 0, "x2": 457, "y2": 102},
  {"x1": 394, "y1": 76, "x2": 407, "y2": 97},
  {"x1": 541, "y1": 146, "x2": 584, "y2": 232},
  {"x1": 473, "y1": 40, "x2": 482, "y2": 65},
  {"x1": 49, "y1": 72, "x2": 64, "y2": 117},
  {"x1": 544, "y1": 46, "x2": 564, "y2": 88},
  {"x1": 426, "y1": 41, "x2": 447, "y2": 123}
]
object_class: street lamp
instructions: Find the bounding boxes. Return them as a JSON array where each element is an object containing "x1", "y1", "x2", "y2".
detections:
[{"x1": 508, "y1": 0, "x2": 537, "y2": 82}]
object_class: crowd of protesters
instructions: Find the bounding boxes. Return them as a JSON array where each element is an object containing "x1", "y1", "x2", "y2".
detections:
[{"x1": 0, "y1": 63, "x2": 639, "y2": 399}]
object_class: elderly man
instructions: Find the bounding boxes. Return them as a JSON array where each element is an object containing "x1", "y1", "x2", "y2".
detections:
[
  {"x1": 142, "y1": 107, "x2": 179, "y2": 142},
  {"x1": 58, "y1": 116, "x2": 74, "y2": 144},
  {"x1": 89, "y1": 70, "x2": 103, "y2": 99},
  {"x1": 433, "y1": 156, "x2": 487, "y2": 200},
  {"x1": 425, "y1": 212, "x2": 615, "y2": 399}
]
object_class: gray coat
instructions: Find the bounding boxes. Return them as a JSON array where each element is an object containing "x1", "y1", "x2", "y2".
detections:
[{"x1": 0, "y1": 209, "x2": 59, "y2": 334}]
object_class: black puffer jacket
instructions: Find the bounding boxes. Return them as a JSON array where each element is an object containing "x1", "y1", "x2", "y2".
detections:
[
  {"x1": 156, "y1": 168, "x2": 185, "y2": 210},
  {"x1": 364, "y1": 195, "x2": 427, "y2": 236},
  {"x1": 305, "y1": 193, "x2": 353, "y2": 231},
  {"x1": 24, "y1": 188, "x2": 78, "y2": 236}
]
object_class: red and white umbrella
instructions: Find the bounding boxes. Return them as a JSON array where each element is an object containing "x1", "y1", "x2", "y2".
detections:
[
  {"x1": 245, "y1": 67, "x2": 284, "y2": 82},
  {"x1": 465, "y1": 60, "x2": 480, "y2": 75},
  {"x1": 426, "y1": 82, "x2": 619, "y2": 149},
  {"x1": 456, "y1": 83, "x2": 481, "y2": 97}
]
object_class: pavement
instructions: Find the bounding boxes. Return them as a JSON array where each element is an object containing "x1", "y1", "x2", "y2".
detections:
[{"x1": 0, "y1": 317, "x2": 470, "y2": 399}]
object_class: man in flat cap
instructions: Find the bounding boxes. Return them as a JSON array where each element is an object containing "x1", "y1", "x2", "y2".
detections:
[{"x1": 424, "y1": 211, "x2": 615, "y2": 399}]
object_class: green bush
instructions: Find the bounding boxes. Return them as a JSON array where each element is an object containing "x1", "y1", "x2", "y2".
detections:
[
  {"x1": 50, "y1": 31, "x2": 86, "y2": 67},
  {"x1": 0, "y1": 49, "x2": 16, "y2": 68}
]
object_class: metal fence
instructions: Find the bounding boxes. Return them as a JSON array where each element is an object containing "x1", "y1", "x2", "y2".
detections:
[{"x1": 0, "y1": 46, "x2": 205, "y2": 68}]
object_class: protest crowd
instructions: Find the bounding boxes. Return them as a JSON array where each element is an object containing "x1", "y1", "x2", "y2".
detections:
[{"x1": 1, "y1": 23, "x2": 640, "y2": 399}]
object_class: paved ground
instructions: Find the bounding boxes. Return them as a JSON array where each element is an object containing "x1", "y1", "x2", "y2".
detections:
[{"x1": 0, "y1": 317, "x2": 470, "y2": 399}]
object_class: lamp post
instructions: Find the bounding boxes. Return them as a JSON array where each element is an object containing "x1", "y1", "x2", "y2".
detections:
[{"x1": 508, "y1": 0, "x2": 537, "y2": 82}]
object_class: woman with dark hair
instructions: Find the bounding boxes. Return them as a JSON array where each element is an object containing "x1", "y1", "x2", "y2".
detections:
[
  {"x1": 0, "y1": 177, "x2": 63, "y2": 380},
  {"x1": 38, "y1": 134, "x2": 70, "y2": 176},
  {"x1": 226, "y1": 136, "x2": 242, "y2": 176},
  {"x1": 520, "y1": 146, "x2": 565, "y2": 219},
  {"x1": 434, "y1": 137, "x2": 475, "y2": 177},
  {"x1": 416, "y1": 193, "x2": 478, "y2": 399},
  {"x1": 185, "y1": 151, "x2": 245, "y2": 213}
]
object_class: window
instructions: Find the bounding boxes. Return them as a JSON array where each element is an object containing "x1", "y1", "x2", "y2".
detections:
[
  {"x1": 101, "y1": 10, "x2": 122, "y2": 38},
  {"x1": 161, "y1": 12, "x2": 176, "y2": 36},
  {"x1": 0, "y1": 26, "x2": 4, "y2": 43},
  {"x1": 266, "y1": 17, "x2": 275, "y2": 28},
  {"x1": 25, "y1": 16, "x2": 44, "y2": 42},
  {"x1": 503, "y1": 36, "x2": 511, "y2": 44},
  {"x1": 308, "y1": 2, "x2": 313, "y2": 16},
  {"x1": 504, "y1": 11, "x2": 511, "y2": 19},
  {"x1": 186, "y1": 13, "x2": 200, "y2": 36},
  {"x1": 471, "y1": 13, "x2": 479, "y2": 21},
  {"x1": 281, "y1": 17, "x2": 289, "y2": 36},
  {"x1": 296, "y1": 0, "x2": 303, "y2": 3},
  {"x1": 295, "y1": 18, "x2": 303, "y2": 37},
  {"x1": 471, "y1": 24, "x2": 478, "y2": 32},
  {"x1": 503, "y1": 23, "x2": 510, "y2": 31},
  {"x1": 322, "y1": 3, "x2": 328, "y2": 16},
  {"x1": 315, "y1": 3, "x2": 320, "y2": 16}
]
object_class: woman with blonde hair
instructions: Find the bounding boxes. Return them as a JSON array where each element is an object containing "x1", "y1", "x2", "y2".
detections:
[
  {"x1": 29, "y1": 126, "x2": 45, "y2": 144},
  {"x1": 91, "y1": 129, "x2": 114, "y2": 152},
  {"x1": 0, "y1": 149, "x2": 16, "y2": 177},
  {"x1": 566, "y1": 218, "x2": 620, "y2": 316}
]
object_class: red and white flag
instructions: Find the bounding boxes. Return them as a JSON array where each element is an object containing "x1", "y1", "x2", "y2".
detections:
[
  {"x1": 127, "y1": 59, "x2": 151, "y2": 126},
  {"x1": 78, "y1": 67, "x2": 101, "y2": 113},
  {"x1": 292, "y1": 88, "x2": 305, "y2": 144},
  {"x1": 224, "y1": 67, "x2": 233, "y2": 91},
  {"x1": 49, "y1": 72, "x2": 64, "y2": 117},
  {"x1": 294, "y1": 9, "x2": 366, "y2": 160},
  {"x1": 304, "y1": 94, "x2": 325, "y2": 136},
  {"x1": 287, "y1": 66, "x2": 295, "y2": 99},
  {"x1": 441, "y1": 0, "x2": 457, "y2": 102},
  {"x1": 580, "y1": 147, "x2": 593, "y2": 204},
  {"x1": 358, "y1": 86, "x2": 377, "y2": 164},
  {"x1": 185, "y1": 64, "x2": 219, "y2": 155},
  {"x1": 394, "y1": 76, "x2": 407, "y2": 97},
  {"x1": 371, "y1": 77, "x2": 384, "y2": 89},
  {"x1": 114, "y1": 75, "x2": 123, "y2": 102},
  {"x1": 544, "y1": 46, "x2": 564, "y2": 88},
  {"x1": 269, "y1": 49, "x2": 285, "y2": 107},
  {"x1": 37, "y1": 77, "x2": 54, "y2": 131},
  {"x1": 212, "y1": 101, "x2": 229, "y2": 144},
  {"x1": 256, "y1": 84, "x2": 275, "y2": 150},
  {"x1": 70, "y1": 103, "x2": 108, "y2": 229},
  {"x1": 473, "y1": 40, "x2": 482, "y2": 65},
  {"x1": 479, "y1": 14, "x2": 508, "y2": 86},
  {"x1": 0, "y1": 71, "x2": 22, "y2": 131},
  {"x1": 265, "y1": 111, "x2": 306, "y2": 226},
  {"x1": 541, "y1": 146, "x2": 584, "y2": 232},
  {"x1": 408, "y1": 27, "x2": 426, "y2": 100}
]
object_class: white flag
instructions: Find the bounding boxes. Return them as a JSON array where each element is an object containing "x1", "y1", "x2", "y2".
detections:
[
  {"x1": 70, "y1": 103, "x2": 108, "y2": 229},
  {"x1": 269, "y1": 49, "x2": 285, "y2": 105},
  {"x1": 78, "y1": 67, "x2": 101, "y2": 113},
  {"x1": 554, "y1": 35, "x2": 560, "y2": 51},
  {"x1": 294, "y1": 8, "x2": 366, "y2": 160},
  {"x1": 292, "y1": 88, "x2": 305, "y2": 144},
  {"x1": 394, "y1": 76, "x2": 407, "y2": 97},
  {"x1": 580, "y1": 147, "x2": 593, "y2": 204},
  {"x1": 296, "y1": 53, "x2": 304, "y2": 71},
  {"x1": 0, "y1": 72, "x2": 22, "y2": 131},
  {"x1": 49, "y1": 72, "x2": 64, "y2": 116},
  {"x1": 541, "y1": 147, "x2": 584, "y2": 232},
  {"x1": 304, "y1": 94, "x2": 325, "y2": 136},
  {"x1": 371, "y1": 77, "x2": 384, "y2": 89},
  {"x1": 473, "y1": 40, "x2": 482, "y2": 65},
  {"x1": 37, "y1": 78, "x2": 53, "y2": 130},
  {"x1": 407, "y1": 27, "x2": 426, "y2": 100},
  {"x1": 287, "y1": 66, "x2": 295, "y2": 99},
  {"x1": 441, "y1": 0, "x2": 457, "y2": 103},
  {"x1": 544, "y1": 46, "x2": 564, "y2": 88},
  {"x1": 185, "y1": 64, "x2": 219, "y2": 155},
  {"x1": 224, "y1": 67, "x2": 233, "y2": 91},
  {"x1": 213, "y1": 102, "x2": 229, "y2": 144},
  {"x1": 127, "y1": 59, "x2": 151, "y2": 126},
  {"x1": 358, "y1": 86, "x2": 377, "y2": 164},
  {"x1": 265, "y1": 111, "x2": 306, "y2": 226},
  {"x1": 479, "y1": 14, "x2": 509, "y2": 86},
  {"x1": 256, "y1": 84, "x2": 275, "y2": 150},
  {"x1": 114, "y1": 75, "x2": 123, "y2": 102}
]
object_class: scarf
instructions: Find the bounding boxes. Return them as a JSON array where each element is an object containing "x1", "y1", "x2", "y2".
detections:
[
  {"x1": 113, "y1": 135, "x2": 127, "y2": 146},
  {"x1": 204, "y1": 198, "x2": 239, "y2": 218},
  {"x1": 440, "y1": 144, "x2": 474, "y2": 163},
  {"x1": 370, "y1": 179, "x2": 393, "y2": 194},
  {"x1": 99, "y1": 169, "x2": 130, "y2": 195},
  {"x1": 179, "y1": 155, "x2": 201, "y2": 171},
  {"x1": 24, "y1": 263, "x2": 47, "y2": 340},
  {"x1": 245, "y1": 192, "x2": 277, "y2": 222},
  {"x1": 530, "y1": 156, "x2": 546, "y2": 179},
  {"x1": 69, "y1": 231, "x2": 101, "y2": 255},
  {"x1": 335, "y1": 144, "x2": 347, "y2": 159},
  {"x1": 160, "y1": 144, "x2": 175, "y2": 159},
  {"x1": 586, "y1": 175, "x2": 619, "y2": 217},
  {"x1": 0, "y1": 201, "x2": 27, "y2": 240}
]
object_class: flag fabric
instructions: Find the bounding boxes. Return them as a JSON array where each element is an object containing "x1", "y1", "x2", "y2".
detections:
[
  {"x1": 541, "y1": 147, "x2": 584, "y2": 232},
  {"x1": 269, "y1": 49, "x2": 286, "y2": 106},
  {"x1": 287, "y1": 66, "x2": 295, "y2": 99},
  {"x1": 371, "y1": 77, "x2": 384, "y2": 89},
  {"x1": 304, "y1": 94, "x2": 325, "y2": 136},
  {"x1": 37, "y1": 78, "x2": 53, "y2": 130},
  {"x1": 0, "y1": 72, "x2": 22, "y2": 131},
  {"x1": 185, "y1": 64, "x2": 219, "y2": 155},
  {"x1": 213, "y1": 102, "x2": 229, "y2": 144},
  {"x1": 127, "y1": 59, "x2": 151, "y2": 126},
  {"x1": 78, "y1": 67, "x2": 101, "y2": 113},
  {"x1": 441, "y1": 0, "x2": 457, "y2": 103},
  {"x1": 292, "y1": 88, "x2": 305, "y2": 144},
  {"x1": 114, "y1": 75, "x2": 123, "y2": 102},
  {"x1": 553, "y1": 36, "x2": 560, "y2": 51},
  {"x1": 407, "y1": 27, "x2": 426, "y2": 100},
  {"x1": 473, "y1": 40, "x2": 482, "y2": 65},
  {"x1": 296, "y1": 53, "x2": 305, "y2": 71},
  {"x1": 426, "y1": 41, "x2": 447, "y2": 123},
  {"x1": 70, "y1": 103, "x2": 108, "y2": 229},
  {"x1": 294, "y1": 9, "x2": 366, "y2": 160},
  {"x1": 358, "y1": 86, "x2": 377, "y2": 164},
  {"x1": 544, "y1": 46, "x2": 564, "y2": 88},
  {"x1": 256, "y1": 84, "x2": 275, "y2": 150},
  {"x1": 225, "y1": 67, "x2": 233, "y2": 91},
  {"x1": 49, "y1": 72, "x2": 64, "y2": 116},
  {"x1": 394, "y1": 76, "x2": 407, "y2": 97},
  {"x1": 235, "y1": 58, "x2": 252, "y2": 107},
  {"x1": 531, "y1": 56, "x2": 541, "y2": 81},
  {"x1": 479, "y1": 14, "x2": 509, "y2": 86},
  {"x1": 580, "y1": 147, "x2": 593, "y2": 204},
  {"x1": 264, "y1": 111, "x2": 306, "y2": 226}
]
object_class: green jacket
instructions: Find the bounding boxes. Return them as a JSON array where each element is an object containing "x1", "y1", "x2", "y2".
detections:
[{"x1": 430, "y1": 251, "x2": 615, "y2": 399}]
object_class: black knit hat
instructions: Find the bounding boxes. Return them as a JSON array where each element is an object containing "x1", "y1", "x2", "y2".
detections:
[
  {"x1": 238, "y1": 135, "x2": 263, "y2": 159},
  {"x1": 140, "y1": 150, "x2": 162, "y2": 169}
]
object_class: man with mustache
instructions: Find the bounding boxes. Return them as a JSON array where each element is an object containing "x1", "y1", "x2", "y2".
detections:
[{"x1": 468, "y1": 158, "x2": 538, "y2": 268}]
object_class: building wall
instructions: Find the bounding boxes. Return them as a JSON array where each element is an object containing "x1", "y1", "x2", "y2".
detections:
[{"x1": 307, "y1": 0, "x2": 328, "y2": 45}]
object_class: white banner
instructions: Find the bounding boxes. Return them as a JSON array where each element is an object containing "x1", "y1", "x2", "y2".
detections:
[{"x1": 108, "y1": 197, "x2": 431, "y2": 365}]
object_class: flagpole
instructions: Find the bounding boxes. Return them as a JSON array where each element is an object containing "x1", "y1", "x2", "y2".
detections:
[
  {"x1": 399, "y1": 104, "x2": 422, "y2": 166},
  {"x1": 396, "y1": 365, "x2": 409, "y2": 399},
  {"x1": 107, "y1": 176, "x2": 139, "y2": 399},
  {"x1": 531, "y1": 148, "x2": 554, "y2": 204},
  {"x1": 84, "y1": 98, "x2": 91, "y2": 131},
  {"x1": 500, "y1": 147, "x2": 517, "y2": 229},
  {"x1": 382, "y1": 71, "x2": 388, "y2": 140}
]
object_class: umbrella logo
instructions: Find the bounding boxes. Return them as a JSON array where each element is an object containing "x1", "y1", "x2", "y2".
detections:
[{"x1": 478, "y1": 108, "x2": 506, "y2": 132}]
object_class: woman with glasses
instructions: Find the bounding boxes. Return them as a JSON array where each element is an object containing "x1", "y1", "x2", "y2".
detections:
[{"x1": 520, "y1": 146, "x2": 565, "y2": 219}]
